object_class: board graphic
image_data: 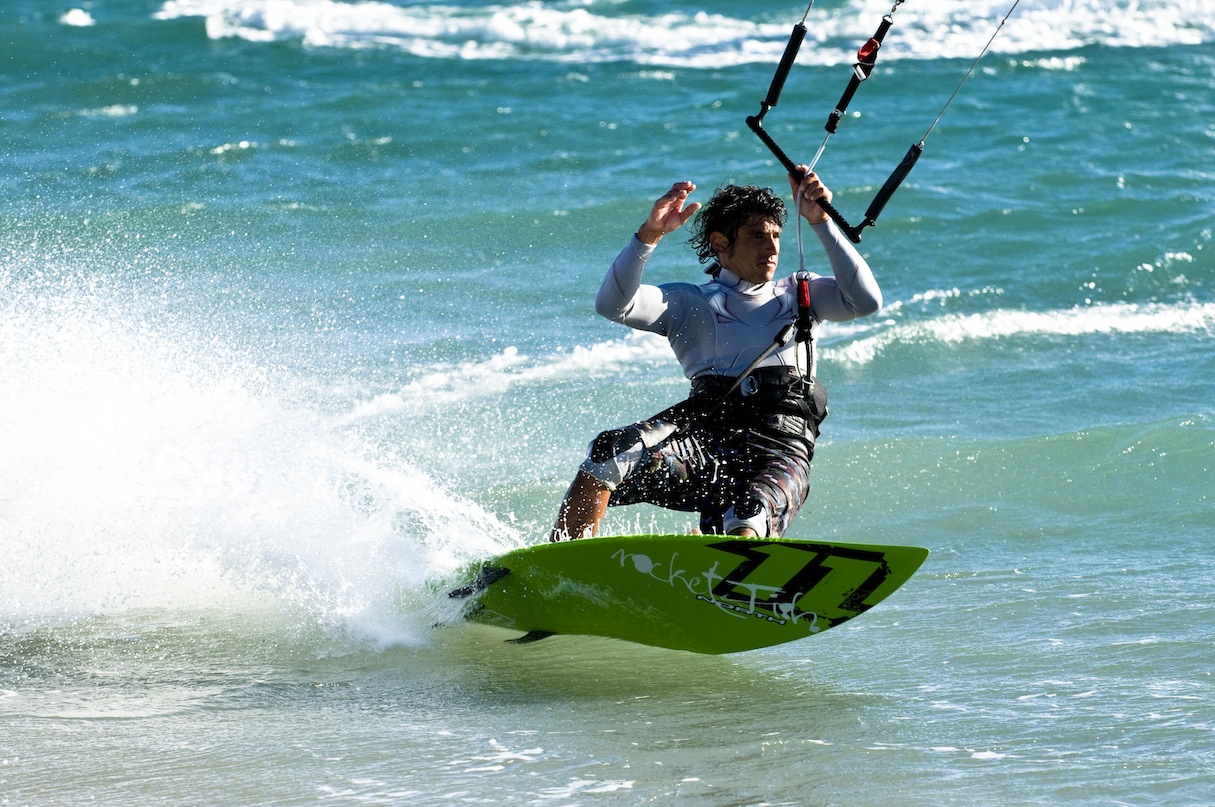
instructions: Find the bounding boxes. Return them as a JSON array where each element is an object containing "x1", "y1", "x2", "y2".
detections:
[{"x1": 450, "y1": 534, "x2": 928, "y2": 654}]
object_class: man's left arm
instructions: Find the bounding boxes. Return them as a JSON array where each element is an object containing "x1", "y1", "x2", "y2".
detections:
[
  {"x1": 807, "y1": 220, "x2": 883, "y2": 322},
  {"x1": 788, "y1": 168, "x2": 883, "y2": 322}
]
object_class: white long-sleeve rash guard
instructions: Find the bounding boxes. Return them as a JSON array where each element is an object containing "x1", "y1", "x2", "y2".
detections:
[{"x1": 594, "y1": 219, "x2": 883, "y2": 380}]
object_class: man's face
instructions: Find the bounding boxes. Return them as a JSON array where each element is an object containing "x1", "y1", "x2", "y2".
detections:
[{"x1": 712, "y1": 214, "x2": 782, "y2": 284}]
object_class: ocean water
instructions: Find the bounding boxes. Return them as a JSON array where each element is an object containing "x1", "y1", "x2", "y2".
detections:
[{"x1": 2, "y1": 0, "x2": 1213, "y2": 803}]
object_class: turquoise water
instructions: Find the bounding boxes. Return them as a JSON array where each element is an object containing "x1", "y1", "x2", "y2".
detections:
[{"x1": 2, "y1": 0, "x2": 1213, "y2": 804}]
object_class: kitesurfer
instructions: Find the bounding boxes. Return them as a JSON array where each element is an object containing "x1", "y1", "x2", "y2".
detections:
[{"x1": 548, "y1": 169, "x2": 882, "y2": 541}]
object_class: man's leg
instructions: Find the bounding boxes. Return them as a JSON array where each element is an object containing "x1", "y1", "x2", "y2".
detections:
[
  {"x1": 548, "y1": 470, "x2": 611, "y2": 542},
  {"x1": 727, "y1": 435, "x2": 813, "y2": 538}
]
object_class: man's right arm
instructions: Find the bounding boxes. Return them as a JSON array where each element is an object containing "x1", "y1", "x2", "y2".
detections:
[
  {"x1": 594, "y1": 181, "x2": 702, "y2": 331},
  {"x1": 594, "y1": 236, "x2": 668, "y2": 331}
]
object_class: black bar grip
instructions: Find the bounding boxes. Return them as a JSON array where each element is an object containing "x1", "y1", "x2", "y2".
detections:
[
  {"x1": 764, "y1": 22, "x2": 808, "y2": 110},
  {"x1": 813, "y1": 195, "x2": 864, "y2": 243},
  {"x1": 746, "y1": 116, "x2": 802, "y2": 178},
  {"x1": 807, "y1": 141, "x2": 922, "y2": 244},
  {"x1": 862, "y1": 141, "x2": 923, "y2": 225},
  {"x1": 747, "y1": 116, "x2": 850, "y2": 241}
]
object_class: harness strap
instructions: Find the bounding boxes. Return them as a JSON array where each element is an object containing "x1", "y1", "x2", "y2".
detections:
[
  {"x1": 796, "y1": 274, "x2": 817, "y2": 382},
  {"x1": 689, "y1": 369, "x2": 827, "y2": 430}
]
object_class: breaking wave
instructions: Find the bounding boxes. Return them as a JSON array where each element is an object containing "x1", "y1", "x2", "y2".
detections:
[{"x1": 152, "y1": 0, "x2": 1215, "y2": 67}]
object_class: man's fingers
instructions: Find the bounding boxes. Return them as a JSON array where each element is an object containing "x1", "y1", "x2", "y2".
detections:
[{"x1": 680, "y1": 202, "x2": 702, "y2": 223}]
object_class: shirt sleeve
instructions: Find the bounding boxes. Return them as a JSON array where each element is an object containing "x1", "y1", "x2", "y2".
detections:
[
  {"x1": 805, "y1": 220, "x2": 883, "y2": 322},
  {"x1": 593, "y1": 235, "x2": 673, "y2": 335}
]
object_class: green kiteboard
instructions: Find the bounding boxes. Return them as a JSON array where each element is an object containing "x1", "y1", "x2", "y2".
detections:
[{"x1": 449, "y1": 534, "x2": 928, "y2": 654}]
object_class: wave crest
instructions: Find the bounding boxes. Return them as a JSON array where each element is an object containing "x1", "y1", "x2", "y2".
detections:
[{"x1": 155, "y1": 0, "x2": 1215, "y2": 65}]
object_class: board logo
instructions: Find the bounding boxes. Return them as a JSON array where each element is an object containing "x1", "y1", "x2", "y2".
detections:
[{"x1": 612, "y1": 540, "x2": 895, "y2": 629}]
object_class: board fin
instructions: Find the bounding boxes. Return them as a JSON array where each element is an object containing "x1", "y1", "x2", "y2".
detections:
[
  {"x1": 447, "y1": 563, "x2": 510, "y2": 599},
  {"x1": 507, "y1": 630, "x2": 556, "y2": 645}
]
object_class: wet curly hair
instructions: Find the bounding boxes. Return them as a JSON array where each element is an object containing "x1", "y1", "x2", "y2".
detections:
[{"x1": 687, "y1": 184, "x2": 787, "y2": 265}]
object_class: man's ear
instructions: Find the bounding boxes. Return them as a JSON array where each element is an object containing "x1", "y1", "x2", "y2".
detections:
[{"x1": 709, "y1": 231, "x2": 729, "y2": 255}]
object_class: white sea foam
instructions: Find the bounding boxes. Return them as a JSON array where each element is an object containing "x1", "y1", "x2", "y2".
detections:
[
  {"x1": 0, "y1": 265, "x2": 518, "y2": 645},
  {"x1": 338, "y1": 331, "x2": 669, "y2": 422},
  {"x1": 336, "y1": 299, "x2": 1215, "y2": 420},
  {"x1": 827, "y1": 300, "x2": 1215, "y2": 365},
  {"x1": 59, "y1": 8, "x2": 96, "y2": 27},
  {"x1": 78, "y1": 104, "x2": 140, "y2": 118},
  {"x1": 154, "y1": 0, "x2": 1214, "y2": 65}
]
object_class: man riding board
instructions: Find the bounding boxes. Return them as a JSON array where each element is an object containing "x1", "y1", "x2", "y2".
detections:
[{"x1": 549, "y1": 168, "x2": 882, "y2": 541}]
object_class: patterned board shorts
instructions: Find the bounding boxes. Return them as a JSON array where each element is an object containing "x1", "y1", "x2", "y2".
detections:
[{"x1": 581, "y1": 404, "x2": 816, "y2": 537}]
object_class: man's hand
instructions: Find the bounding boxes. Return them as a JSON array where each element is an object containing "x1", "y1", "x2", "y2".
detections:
[
  {"x1": 788, "y1": 167, "x2": 832, "y2": 225},
  {"x1": 636, "y1": 181, "x2": 702, "y2": 245}
]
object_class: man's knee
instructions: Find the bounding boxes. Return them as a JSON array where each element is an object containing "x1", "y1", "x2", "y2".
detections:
[
  {"x1": 579, "y1": 419, "x2": 682, "y2": 491},
  {"x1": 579, "y1": 426, "x2": 645, "y2": 491}
]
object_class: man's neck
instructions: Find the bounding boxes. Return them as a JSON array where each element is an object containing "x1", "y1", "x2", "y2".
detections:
[{"x1": 715, "y1": 267, "x2": 770, "y2": 293}]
